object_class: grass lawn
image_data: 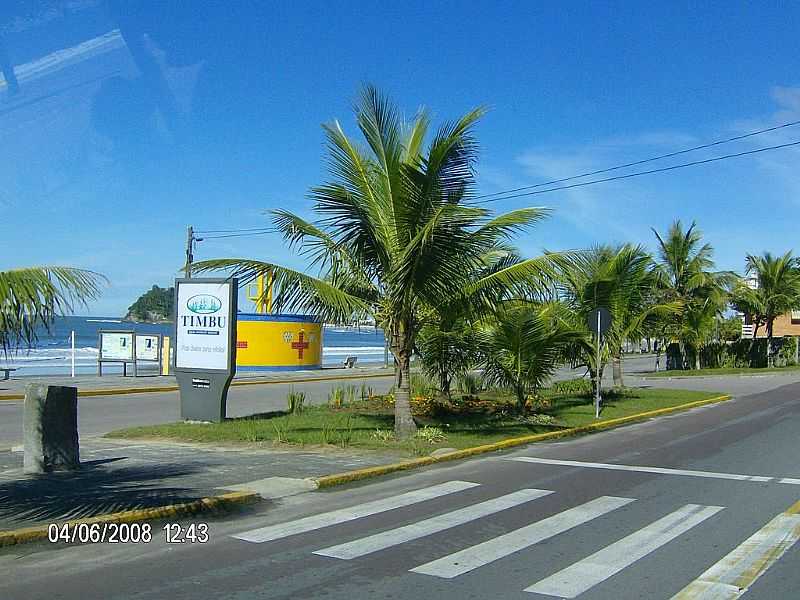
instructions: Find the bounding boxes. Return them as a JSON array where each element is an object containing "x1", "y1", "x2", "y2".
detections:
[
  {"x1": 106, "y1": 387, "x2": 724, "y2": 457},
  {"x1": 645, "y1": 365, "x2": 800, "y2": 378}
]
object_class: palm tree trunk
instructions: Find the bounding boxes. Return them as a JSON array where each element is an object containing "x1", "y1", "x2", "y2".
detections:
[
  {"x1": 767, "y1": 319, "x2": 774, "y2": 369},
  {"x1": 392, "y1": 324, "x2": 417, "y2": 439},
  {"x1": 694, "y1": 347, "x2": 701, "y2": 370},
  {"x1": 612, "y1": 352, "x2": 624, "y2": 388}
]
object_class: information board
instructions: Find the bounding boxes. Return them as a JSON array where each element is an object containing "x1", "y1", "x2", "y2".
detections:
[
  {"x1": 135, "y1": 334, "x2": 160, "y2": 361},
  {"x1": 100, "y1": 332, "x2": 134, "y2": 361},
  {"x1": 175, "y1": 281, "x2": 235, "y2": 371}
]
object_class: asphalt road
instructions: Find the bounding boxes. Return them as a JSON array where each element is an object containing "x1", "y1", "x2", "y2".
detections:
[{"x1": 2, "y1": 376, "x2": 799, "y2": 599}]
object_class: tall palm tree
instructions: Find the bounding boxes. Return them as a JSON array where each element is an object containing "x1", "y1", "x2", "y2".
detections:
[
  {"x1": 732, "y1": 251, "x2": 800, "y2": 367},
  {"x1": 479, "y1": 303, "x2": 578, "y2": 413},
  {"x1": 0, "y1": 267, "x2": 105, "y2": 353},
  {"x1": 652, "y1": 220, "x2": 733, "y2": 369},
  {"x1": 194, "y1": 86, "x2": 558, "y2": 438}
]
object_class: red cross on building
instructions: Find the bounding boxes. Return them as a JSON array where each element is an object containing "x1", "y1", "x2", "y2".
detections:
[{"x1": 291, "y1": 331, "x2": 310, "y2": 359}]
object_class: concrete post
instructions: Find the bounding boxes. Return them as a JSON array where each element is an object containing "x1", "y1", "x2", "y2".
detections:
[{"x1": 23, "y1": 384, "x2": 80, "y2": 474}]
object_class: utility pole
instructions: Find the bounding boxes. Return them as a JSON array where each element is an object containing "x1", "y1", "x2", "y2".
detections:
[
  {"x1": 185, "y1": 226, "x2": 203, "y2": 278},
  {"x1": 185, "y1": 226, "x2": 194, "y2": 278}
]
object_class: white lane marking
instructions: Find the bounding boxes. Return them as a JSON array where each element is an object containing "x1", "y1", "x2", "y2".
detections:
[
  {"x1": 671, "y1": 511, "x2": 800, "y2": 599},
  {"x1": 314, "y1": 488, "x2": 553, "y2": 560},
  {"x1": 411, "y1": 496, "x2": 634, "y2": 579},
  {"x1": 525, "y1": 504, "x2": 724, "y2": 598},
  {"x1": 508, "y1": 456, "x2": 798, "y2": 485},
  {"x1": 232, "y1": 480, "x2": 480, "y2": 543}
]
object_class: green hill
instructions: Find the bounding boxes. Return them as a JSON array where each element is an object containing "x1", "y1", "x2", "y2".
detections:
[{"x1": 126, "y1": 285, "x2": 174, "y2": 322}]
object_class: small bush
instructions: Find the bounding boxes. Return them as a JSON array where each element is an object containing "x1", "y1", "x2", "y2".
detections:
[
  {"x1": 457, "y1": 372, "x2": 483, "y2": 395},
  {"x1": 370, "y1": 428, "x2": 394, "y2": 442},
  {"x1": 414, "y1": 426, "x2": 447, "y2": 444},
  {"x1": 549, "y1": 378, "x2": 593, "y2": 396},
  {"x1": 521, "y1": 413, "x2": 559, "y2": 427},
  {"x1": 411, "y1": 373, "x2": 437, "y2": 398},
  {"x1": 287, "y1": 389, "x2": 306, "y2": 414}
]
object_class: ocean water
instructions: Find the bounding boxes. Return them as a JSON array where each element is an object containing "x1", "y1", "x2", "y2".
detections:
[{"x1": 0, "y1": 315, "x2": 386, "y2": 376}]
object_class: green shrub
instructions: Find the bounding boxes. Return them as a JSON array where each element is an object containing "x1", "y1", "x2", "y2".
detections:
[
  {"x1": 410, "y1": 373, "x2": 437, "y2": 398},
  {"x1": 457, "y1": 372, "x2": 484, "y2": 395},
  {"x1": 414, "y1": 426, "x2": 446, "y2": 444},
  {"x1": 287, "y1": 390, "x2": 306, "y2": 414},
  {"x1": 549, "y1": 378, "x2": 593, "y2": 396}
]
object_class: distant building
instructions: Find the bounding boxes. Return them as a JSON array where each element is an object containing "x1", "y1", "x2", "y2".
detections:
[{"x1": 738, "y1": 274, "x2": 800, "y2": 338}]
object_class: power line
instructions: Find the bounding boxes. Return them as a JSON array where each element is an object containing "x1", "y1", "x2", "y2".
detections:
[
  {"x1": 474, "y1": 119, "x2": 800, "y2": 201},
  {"x1": 195, "y1": 226, "x2": 273, "y2": 234},
  {"x1": 474, "y1": 139, "x2": 800, "y2": 204},
  {"x1": 201, "y1": 229, "x2": 277, "y2": 240}
]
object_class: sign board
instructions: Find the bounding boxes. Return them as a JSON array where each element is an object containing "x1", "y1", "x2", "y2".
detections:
[
  {"x1": 99, "y1": 331, "x2": 135, "y2": 361},
  {"x1": 173, "y1": 278, "x2": 238, "y2": 423},
  {"x1": 175, "y1": 280, "x2": 236, "y2": 371},
  {"x1": 588, "y1": 307, "x2": 612, "y2": 337},
  {"x1": 135, "y1": 334, "x2": 161, "y2": 362}
]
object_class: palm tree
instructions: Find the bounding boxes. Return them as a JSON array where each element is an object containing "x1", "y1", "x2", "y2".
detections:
[
  {"x1": 479, "y1": 303, "x2": 578, "y2": 413},
  {"x1": 194, "y1": 86, "x2": 557, "y2": 438},
  {"x1": 652, "y1": 220, "x2": 733, "y2": 369},
  {"x1": 557, "y1": 245, "x2": 670, "y2": 390},
  {"x1": 732, "y1": 251, "x2": 800, "y2": 367},
  {"x1": 417, "y1": 246, "x2": 536, "y2": 398},
  {"x1": 0, "y1": 267, "x2": 105, "y2": 353}
]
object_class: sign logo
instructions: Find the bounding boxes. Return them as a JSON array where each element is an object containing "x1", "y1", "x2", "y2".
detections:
[{"x1": 187, "y1": 294, "x2": 222, "y2": 314}]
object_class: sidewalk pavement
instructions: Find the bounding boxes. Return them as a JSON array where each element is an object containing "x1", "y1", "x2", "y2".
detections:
[
  {"x1": 0, "y1": 437, "x2": 406, "y2": 532},
  {"x1": 0, "y1": 365, "x2": 394, "y2": 396}
]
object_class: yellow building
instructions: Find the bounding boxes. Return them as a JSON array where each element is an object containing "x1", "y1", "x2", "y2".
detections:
[{"x1": 236, "y1": 313, "x2": 322, "y2": 371}]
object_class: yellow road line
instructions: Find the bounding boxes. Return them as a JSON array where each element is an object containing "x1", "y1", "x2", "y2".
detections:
[
  {"x1": 315, "y1": 394, "x2": 731, "y2": 488},
  {"x1": 0, "y1": 491, "x2": 259, "y2": 547},
  {"x1": 672, "y1": 499, "x2": 800, "y2": 599}
]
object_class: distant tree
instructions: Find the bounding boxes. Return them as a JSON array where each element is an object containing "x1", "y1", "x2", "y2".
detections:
[
  {"x1": 652, "y1": 220, "x2": 734, "y2": 369},
  {"x1": 731, "y1": 251, "x2": 800, "y2": 367},
  {"x1": 556, "y1": 245, "x2": 674, "y2": 389},
  {"x1": 717, "y1": 315, "x2": 742, "y2": 342},
  {"x1": 0, "y1": 267, "x2": 105, "y2": 353}
]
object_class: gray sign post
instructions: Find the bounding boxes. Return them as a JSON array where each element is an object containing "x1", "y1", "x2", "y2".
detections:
[
  {"x1": 587, "y1": 307, "x2": 611, "y2": 419},
  {"x1": 173, "y1": 277, "x2": 238, "y2": 422}
]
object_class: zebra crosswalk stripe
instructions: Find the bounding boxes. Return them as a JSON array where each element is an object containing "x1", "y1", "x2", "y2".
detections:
[
  {"x1": 314, "y1": 488, "x2": 553, "y2": 560},
  {"x1": 232, "y1": 480, "x2": 480, "y2": 543},
  {"x1": 671, "y1": 508, "x2": 800, "y2": 599},
  {"x1": 411, "y1": 495, "x2": 635, "y2": 579},
  {"x1": 525, "y1": 503, "x2": 724, "y2": 598}
]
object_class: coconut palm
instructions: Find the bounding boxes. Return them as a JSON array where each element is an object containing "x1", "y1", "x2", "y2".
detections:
[
  {"x1": 652, "y1": 220, "x2": 733, "y2": 369},
  {"x1": 556, "y1": 244, "x2": 671, "y2": 389},
  {"x1": 194, "y1": 86, "x2": 558, "y2": 438},
  {"x1": 0, "y1": 267, "x2": 105, "y2": 353},
  {"x1": 478, "y1": 303, "x2": 578, "y2": 413},
  {"x1": 731, "y1": 251, "x2": 800, "y2": 367},
  {"x1": 417, "y1": 246, "x2": 537, "y2": 398}
]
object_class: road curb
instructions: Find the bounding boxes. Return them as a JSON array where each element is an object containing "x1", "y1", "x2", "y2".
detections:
[
  {"x1": 315, "y1": 394, "x2": 732, "y2": 489},
  {"x1": 0, "y1": 490, "x2": 259, "y2": 548},
  {"x1": 0, "y1": 371, "x2": 393, "y2": 401}
]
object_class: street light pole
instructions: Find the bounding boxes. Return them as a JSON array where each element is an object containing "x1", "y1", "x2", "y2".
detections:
[{"x1": 595, "y1": 310, "x2": 601, "y2": 418}]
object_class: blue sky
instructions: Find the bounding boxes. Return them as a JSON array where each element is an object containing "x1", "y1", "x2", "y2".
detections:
[{"x1": 1, "y1": 1, "x2": 798, "y2": 315}]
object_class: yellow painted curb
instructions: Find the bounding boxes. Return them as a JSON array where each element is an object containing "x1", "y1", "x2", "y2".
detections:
[
  {"x1": 315, "y1": 394, "x2": 732, "y2": 489},
  {"x1": 0, "y1": 371, "x2": 393, "y2": 401},
  {"x1": 0, "y1": 490, "x2": 259, "y2": 548}
]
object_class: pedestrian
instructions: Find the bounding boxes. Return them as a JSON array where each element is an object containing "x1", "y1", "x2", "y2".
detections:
[{"x1": 654, "y1": 340, "x2": 661, "y2": 372}]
